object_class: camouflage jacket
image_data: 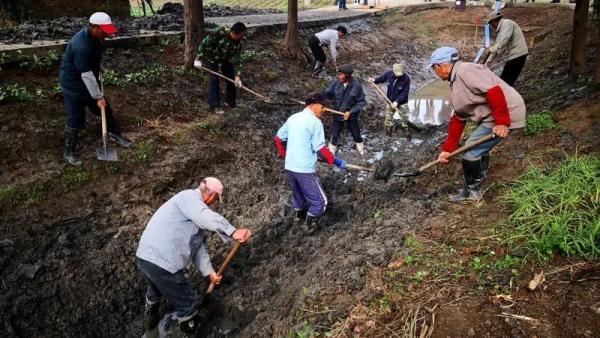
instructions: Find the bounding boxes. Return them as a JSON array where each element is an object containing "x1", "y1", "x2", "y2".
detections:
[{"x1": 197, "y1": 27, "x2": 243, "y2": 76}]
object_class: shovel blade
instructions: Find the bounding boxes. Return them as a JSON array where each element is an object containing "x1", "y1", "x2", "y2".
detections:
[
  {"x1": 96, "y1": 146, "x2": 118, "y2": 161},
  {"x1": 393, "y1": 171, "x2": 422, "y2": 178}
]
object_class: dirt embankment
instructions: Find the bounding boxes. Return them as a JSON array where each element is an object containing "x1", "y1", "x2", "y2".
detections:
[{"x1": 0, "y1": 5, "x2": 598, "y2": 338}]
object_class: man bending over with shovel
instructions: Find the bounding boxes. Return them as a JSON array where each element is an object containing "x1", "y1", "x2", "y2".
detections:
[
  {"x1": 369, "y1": 63, "x2": 411, "y2": 136},
  {"x1": 274, "y1": 93, "x2": 347, "y2": 233},
  {"x1": 136, "y1": 177, "x2": 251, "y2": 335},
  {"x1": 59, "y1": 12, "x2": 132, "y2": 166},
  {"x1": 194, "y1": 22, "x2": 247, "y2": 115},
  {"x1": 429, "y1": 47, "x2": 525, "y2": 203}
]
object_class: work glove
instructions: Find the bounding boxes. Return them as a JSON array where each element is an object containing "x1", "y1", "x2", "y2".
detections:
[
  {"x1": 334, "y1": 158, "x2": 347, "y2": 169},
  {"x1": 390, "y1": 101, "x2": 398, "y2": 109},
  {"x1": 234, "y1": 76, "x2": 243, "y2": 88},
  {"x1": 368, "y1": 77, "x2": 375, "y2": 83},
  {"x1": 193, "y1": 59, "x2": 202, "y2": 69}
]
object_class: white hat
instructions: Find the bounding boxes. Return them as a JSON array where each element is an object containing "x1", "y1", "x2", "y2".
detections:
[
  {"x1": 393, "y1": 63, "x2": 404, "y2": 77},
  {"x1": 89, "y1": 12, "x2": 118, "y2": 35}
]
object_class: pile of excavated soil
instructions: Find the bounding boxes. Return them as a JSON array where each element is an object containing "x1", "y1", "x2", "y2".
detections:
[{"x1": 0, "y1": 3, "x2": 280, "y2": 44}]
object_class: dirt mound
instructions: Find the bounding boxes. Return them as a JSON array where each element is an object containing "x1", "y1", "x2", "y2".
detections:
[{"x1": 0, "y1": 4, "x2": 280, "y2": 44}]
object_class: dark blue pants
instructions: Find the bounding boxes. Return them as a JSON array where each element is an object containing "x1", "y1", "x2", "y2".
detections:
[
  {"x1": 287, "y1": 170, "x2": 327, "y2": 217},
  {"x1": 63, "y1": 93, "x2": 119, "y2": 133},
  {"x1": 137, "y1": 257, "x2": 199, "y2": 320},
  {"x1": 338, "y1": 0, "x2": 347, "y2": 9},
  {"x1": 207, "y1": 61, "x2": 236, "y2": 109},
  {"x1": 330, "y1": 117, "x2": 363, "y2": 146}
]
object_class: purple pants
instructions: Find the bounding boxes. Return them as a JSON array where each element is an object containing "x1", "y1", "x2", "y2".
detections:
[{"x1": 286, "y1": 170, "x2": 328, "y2": 217}]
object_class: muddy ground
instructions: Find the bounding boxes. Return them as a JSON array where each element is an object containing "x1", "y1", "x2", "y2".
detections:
[
  {"x1": 0, "y1": 5, "x2": 599, "y2": 338},
  {"x1": 0, "y1": 3, "x2": 279, "y2": 44}
]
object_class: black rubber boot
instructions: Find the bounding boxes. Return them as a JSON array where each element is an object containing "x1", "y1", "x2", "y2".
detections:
[
  {"x1": 143, "y1": 301, "x2": 160, "y2": 332},
  {"x1": 312, "y1": 61, "x2": 324, "y2": 77},
  {"x1": 481, "y1": 154, "x2": 490, "y2": 179},
  {"x1": 304, "y1": 215, "x2": 321, "y2": 234},
  {"x1": 450, "y1": 159, "x2": 483, "y2": 203},
  {"x1": 64, "y1": 126, "x2": 82, "y2": 166},
  {"x1": 293, "y1": 209, "x2": 307, "y2": 223},
  {"x1": 179, "y1": 313, "x2": 200, "y2": 336},
  {"x1": 109, "y1": 132, "x2": 133, "y2": 148}
]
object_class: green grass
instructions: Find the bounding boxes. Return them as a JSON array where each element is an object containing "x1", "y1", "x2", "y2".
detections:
[
  {"x1": 502, "y1": 154, "x2": 600, "y2": 261},
  {"x1": 62, "y1": 167, "x2": 90, "y2": 186},
  {"x1": 525, "y1": 111, "x2": 556, "y2": 136},
  {"x1": 0, "y1": 186, "x2": 20, "y2": 203},
  {"x1": 136, "y1": 139, "x2": 155, "y2": 162}
]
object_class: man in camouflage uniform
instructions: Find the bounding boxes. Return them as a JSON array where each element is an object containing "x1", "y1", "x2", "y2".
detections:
[{"x1": 194, "y1": 22, "x2": 247, "y2": 114}]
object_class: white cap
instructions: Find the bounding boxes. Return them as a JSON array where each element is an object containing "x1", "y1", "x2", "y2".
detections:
[{"x1": 89, "y1": 12, "x2": 118, "y2": 35}]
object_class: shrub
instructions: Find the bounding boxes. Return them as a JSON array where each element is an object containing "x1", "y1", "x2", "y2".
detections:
[{"x1": 525, "y1": 111, "x2": 555, "y2": 136}]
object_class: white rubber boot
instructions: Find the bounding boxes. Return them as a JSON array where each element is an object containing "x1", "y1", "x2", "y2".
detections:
[
  {"x1": 356, "y1": 142, "x2": 365, "y2": 156},
  {"x1": 328, "y1": 143, "x2": 337, "y2": 155}
]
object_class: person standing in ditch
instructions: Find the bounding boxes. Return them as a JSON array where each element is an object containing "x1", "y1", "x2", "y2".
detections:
[
  {"x1": 308, "y1": 26, "x2": 347, "y2": 77},
  {"x1": 274, "y1": 92, "x2": 347, "y2": 232},
  {"x1": 369, "y1": 63, "x2": 411, "y2": 136},
  {"x1": 323, "y1": 65, "x2": 367, "y2": 155},
  {"x1": 136, "y1": 177, "x2": 252, "y2": 335},
  {"x1": 484, "y1": 10, "x2": 529, "y2": 87},
  {"x1": 429, "y1": 47, "x2": 525, "y2": 203},
  {"x1": 59, "y1": 12, "x2": 133, "y2": 166},
  {"x1": 194, "y1": 22, "x2": 247, "y2": 115}
]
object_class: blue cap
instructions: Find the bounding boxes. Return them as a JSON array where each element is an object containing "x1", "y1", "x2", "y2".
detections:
[{"x1": 427, "y1": 47, "x2": 459, "y2": 68}]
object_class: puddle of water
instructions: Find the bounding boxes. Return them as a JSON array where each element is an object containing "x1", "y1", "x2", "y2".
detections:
[{"x1": 406, "y1": 80, "x2": 452, "y2": 126}]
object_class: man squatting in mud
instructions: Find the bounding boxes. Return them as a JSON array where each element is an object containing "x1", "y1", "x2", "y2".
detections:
[
  {"x1": 309, "y1": 25, "x2": 347, "y2": 76},
  {"x1": 59, "y1": 12, "x2": 133, "y2": 166},
  {"x1": 323, "y1": 65, "x2": 367, "y2": 156},
  {"x1": 274, "y1": 93, "x2": 348, "y2": 233},
  {"x1": 429, "y1": 47, "x2": 526, "y2": 203},
  {"x1": 369, "y1": 63, "x2": 411, "y2": 136},
  {"x1": 194, "y1": 22, "x2": 247, "y2": 115},
  {"x1": 136, "y1": 177, "x2": 251, "y2": 334}
]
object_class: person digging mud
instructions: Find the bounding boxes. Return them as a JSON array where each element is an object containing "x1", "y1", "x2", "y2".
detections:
[
  {"x1": 274, "y1": 92, "x2": 347, "y2": 233},
  {"x1": 59, "y1": 12, "x2": 133, "y2": 166},
  {"x1": 369, "y1": 63, "x2": 411, "y2": 136},
  {"x1": 194, "y1": 22, "x2": 247, "y2": 115},
  {"x1": 484, "y1": 10, "x2": 529, "y2": 87},
  {"x1": 429, "y1": 47, "x2": 525, "y2": 203},
  {"x1": 309, "y1": 26, "x2": 347, "y2": 77},
  {"x1": 136, "y1": 177, "x2": 251, "y2": 335},
  {"x1": 323, "y1": 64, "x2": 367, "y2": 155}
]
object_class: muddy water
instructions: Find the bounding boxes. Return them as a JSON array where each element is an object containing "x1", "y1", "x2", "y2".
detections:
[{"x1": 406, "y1": 80, "x2": 452, "y2": 127}]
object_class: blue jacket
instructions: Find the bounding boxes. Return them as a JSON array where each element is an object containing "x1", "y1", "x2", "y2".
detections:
[
  {"x1": 323, "y1": 78, "x2": 366, "y2": 121},
  {"x1": 59, "y1": 28, "x2": 103, "y2": 98},
  {"x1": 374, "y1": 71, "x2": 410, "y2": 105}
]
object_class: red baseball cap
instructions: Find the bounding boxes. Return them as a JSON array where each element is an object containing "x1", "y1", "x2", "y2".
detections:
[{"x1": 89, "y1": 12, "x2": 118, "y2": 35}]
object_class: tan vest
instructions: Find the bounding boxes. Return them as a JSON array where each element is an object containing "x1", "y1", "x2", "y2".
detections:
[{"x1": 450, "y1": 61, "x2": 526, "y2": 129}]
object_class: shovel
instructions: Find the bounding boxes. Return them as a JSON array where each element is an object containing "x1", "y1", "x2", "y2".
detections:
[
  {"x1": 198, "y1": 65, "x2": 274, "y2": 103},
  {"x1": 369, "y1": 81, "x2": 425, "y2": 133},
  {"x1": 206, "y1": 241, "x2": 242, "y2": 294},
  {"x1": 392, "y1": 133, "x2": 496, "y2": 178},
  {"x1": 96, "y1": 105, "x2": 118, "y2": 161}
]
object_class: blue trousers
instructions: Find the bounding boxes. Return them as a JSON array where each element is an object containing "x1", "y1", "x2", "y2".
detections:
[
  {"x1": 286, "y1": 170, "x2": 328, "y2": 217},
  {"x1": 339, "y1": 0, "x2": 347, "y2": 9},
  {"x1": 63, "y1": 93, "x2": 119, "y2": 133},
  {"x1": 462, "y1": 125, "x2": 505, "y2": 161},
  {"x1": 207, "y1": 61, "x2": 236, "y2": 109},
  {"x1": 137, "y1": 257, "x2": 199, "y2": 320}
]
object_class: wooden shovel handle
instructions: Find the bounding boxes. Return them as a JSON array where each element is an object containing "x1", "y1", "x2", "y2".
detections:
[
  {"x1": 345, "y1": 163, "x2": 374, "y2": 172},
  {"x1": 206, "y1": 241, "x2": 242, "y2": 294},
  {"x1": 370, "y1": 81, "x2": 394, "y2": 106},
  {"x1": 418, "y1": 133, "x2": 496, "y2": 172},
  {"x1": 200, "y1": 65, "x2": 272, "y2": 102},
  {"x1": 290, "y1": 99, "x2": 346, "y2": 116}
]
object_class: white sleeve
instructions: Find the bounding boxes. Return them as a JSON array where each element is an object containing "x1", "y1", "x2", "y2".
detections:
[
  {"x1": 330, "y1": 35, "x2": 338, "y2": 63},
  {"x1": 81, "y1": 71, "x2": 103, "y2": 99},
  {"x1": 194, "y1": 244, "x2": 215, "y2": 277}
]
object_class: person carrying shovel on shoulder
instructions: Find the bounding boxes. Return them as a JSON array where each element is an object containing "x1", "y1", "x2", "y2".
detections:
[
  {"x1": 136, "y1": 177, "x2": 251, "y2": 335},
  {"x1": 274, "y1": 92, "x2": 348, "y2": 233},
  {"x1": 59, "y1": 12, "x2": 132, "y2": 166},
  {"x1": 369, "y1": 63, "x2": 411, "y2": 136},
  {"x1": 194, "y1": 22, "x2": 247, "y2": 115},
  {"x1": 428, "y1": 47, "x2": 525, "y2": 203}
]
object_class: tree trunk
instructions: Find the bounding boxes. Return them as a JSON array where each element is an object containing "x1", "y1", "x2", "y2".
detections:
[
  {"x1": 594, "y1": 0, "x2": 600, "y2": 84},
  {"x1": 284, "y1": 0, "x2": 303, "y2": 60},
  {"x1": 570, "y1": 0, "x2": 590, "y2": 79},
  {"x1": 595, "y1": 42, "x2": 600, "y2": 83},
  {"x1": 184, "y1": 0, "x2": 204, "y2": 69}
]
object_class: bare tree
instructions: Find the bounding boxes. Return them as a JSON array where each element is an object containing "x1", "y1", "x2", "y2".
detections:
[
  {"x1": 594, "y1": 0, "x2": 600, "y2": 83},
  {"x1": 284, "y1": 0, "x2": 304, "y2": 59},
  {"x1": 570, "y1": 0, "x2": 590, "y2": 79},
  {"x1": 184, "y1": 0, "x2": 204, "y2": 69}
]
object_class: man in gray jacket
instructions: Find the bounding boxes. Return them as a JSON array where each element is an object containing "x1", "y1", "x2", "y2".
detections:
[
  {"x1": 486, "y1": 10, "x2": 529, "y2": 86},
  {"x1": 136, "y1": 177, "x2": 251, "y2": 335}
]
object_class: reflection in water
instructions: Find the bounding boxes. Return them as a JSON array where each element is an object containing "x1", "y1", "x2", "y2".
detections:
[{"x1": 406, "y1": 98, "x2": 452, "y2": 126}]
